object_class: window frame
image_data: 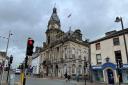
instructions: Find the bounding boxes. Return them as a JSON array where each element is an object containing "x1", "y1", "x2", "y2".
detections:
[
  {"x1": 96, "y1": 43, "x2": 101, "y2": 50},
  {"x1": 96, "y1": 54, "x2": 102, "y2": 64},
  {"x1": 113, "y1": 37, "x2": 120, "y2": 46},
  {"x1": 114, "y1": 50, "x2": 122, "y2": 62}
]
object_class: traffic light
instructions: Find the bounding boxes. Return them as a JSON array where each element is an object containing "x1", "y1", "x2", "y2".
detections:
[
  {"x1": 9, "y1": 55, "x2": 13, "y2": 64},
  {"x1": 26, "y1": 38, "x2": 34, "y2": 56}
]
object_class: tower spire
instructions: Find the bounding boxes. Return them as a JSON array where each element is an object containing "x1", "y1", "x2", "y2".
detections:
[
  {"x1": 48, "y1": 5, "x2": 61, "y2": 30},
  {"x1": 53, "y1": 3, "x2": 57, "y2": 13},
  {"x1": 53, "y1": 7, "x2": 57, "y2": 13}
]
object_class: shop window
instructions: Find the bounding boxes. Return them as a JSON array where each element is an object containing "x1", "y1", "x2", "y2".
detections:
[
  {"x1": 96, "y1": 43, "x2": 101, "y2": 50},
  {"x1": 96, "y1": 54, "x2": 102, "y2": 64},
  {"x1": 94, "y1": 70, "x2": 103, "y2": 82},
  {"x1": 113, "y1": 37, "x2": 120, "y2": 46}
]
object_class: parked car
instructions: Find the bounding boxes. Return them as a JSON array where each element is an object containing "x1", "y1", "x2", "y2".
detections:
[{"x1": 15, "y1": 69, "x2": 21, "y2": 74}]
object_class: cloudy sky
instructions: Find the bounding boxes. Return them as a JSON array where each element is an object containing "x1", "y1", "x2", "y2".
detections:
[{"x1": 0, "y1": 0, "x2": 128, "y2": 67}]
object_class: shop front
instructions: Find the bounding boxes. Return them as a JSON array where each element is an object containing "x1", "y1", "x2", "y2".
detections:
[
  {"x1": 92, "y1": 63, "x2": 128, "y2": 84},
  {"x1": 92, "y1": 66, "x2": 104, "y2": 82},
  {"x1": 92, "y1": 62, "x2": 117, "y2": 84},
  {"x1": 102, "y1": 62, "x2": 117, "y2": 84},
  {"x1": 122, "y1": 64, "x2": 128, "y2": 83}
]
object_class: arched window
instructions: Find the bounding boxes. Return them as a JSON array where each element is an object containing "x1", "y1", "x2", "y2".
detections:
[
  {"x1": 78, "y1": 65, "x2": 82, "y2": 74},
  {"x1": 64, "y1": 64, "x2": 67, "y2": 73},
  {"x1": 72, "y1": 64, "x2": 76, "y2": 74}
]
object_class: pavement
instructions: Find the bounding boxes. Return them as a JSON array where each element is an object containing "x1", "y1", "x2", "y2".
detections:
[{"x1": 0, "y1": 70, "x2": 19, "y2": 85}]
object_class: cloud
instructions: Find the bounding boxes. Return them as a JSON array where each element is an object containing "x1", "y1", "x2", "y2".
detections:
[{"x1": 0, "y1": 0, "x2": 128, "y2": 66}]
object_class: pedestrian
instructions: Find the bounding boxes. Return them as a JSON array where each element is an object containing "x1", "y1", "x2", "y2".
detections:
[
  {"x1": 76, "y1": 74, "x2": 79, "y2": 82},
  {"x1": 67, "y1": 75, "x2": 71, "y2": 81},
  {"x1": 64, "y1": 72, "x2": 68, "y2": 82}
]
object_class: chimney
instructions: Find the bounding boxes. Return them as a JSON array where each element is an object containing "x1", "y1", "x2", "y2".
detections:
[{"x1": 105, "y1": 30, "x2": 117, "y2": 36}]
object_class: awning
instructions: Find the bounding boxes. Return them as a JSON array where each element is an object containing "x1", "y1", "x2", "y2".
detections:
[
  {"x1": 102, "y1": 62, "x2": 116, "y2": 70},
  {"x1": 92, "y1": 63, "x2": 128, "y2": 70}
]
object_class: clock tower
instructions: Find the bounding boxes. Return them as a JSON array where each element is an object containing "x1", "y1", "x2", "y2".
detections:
[{"x1": 46, "y1": 7, "x2": 62, "y2": 45}]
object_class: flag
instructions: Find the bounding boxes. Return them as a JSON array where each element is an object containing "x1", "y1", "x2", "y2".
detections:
[
  {"x1": 115, "y1": 17, "x2": 121, "y2": 22},
  {"x1": 68, "y1": 14, "x2": 71, "y2": 18}
]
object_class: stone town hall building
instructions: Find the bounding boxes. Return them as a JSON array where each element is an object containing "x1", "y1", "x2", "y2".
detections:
[{"x1": 39, "y1": 7, "x2": 89, "y2": 78}]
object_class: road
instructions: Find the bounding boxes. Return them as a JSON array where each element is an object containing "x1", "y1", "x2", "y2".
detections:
[
  {"x1": 24, "y1": 77, "x2": 105, "y2": 85},
  {"x1": 26, "y1": 78, "x2": 76, "y2": 85},
  {"x1": 1, "y1": 72, "x2": 105, "y2": 85}
]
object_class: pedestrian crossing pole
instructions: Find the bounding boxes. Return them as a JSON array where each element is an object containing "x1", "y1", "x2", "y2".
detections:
[
  {"x1": 20, "y1": 64, "x2": 24, "y2": 85},
  {"x1": 23, "y1": 56, "x2": 28, "y2": 85},
  {"x1": 22, "y1": 38, "x2": 34, "y2": 85}
]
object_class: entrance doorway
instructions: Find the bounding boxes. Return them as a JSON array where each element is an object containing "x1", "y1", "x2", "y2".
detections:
[{"x1": 107, "y1": 69, "x2": 114, "y2": 84}]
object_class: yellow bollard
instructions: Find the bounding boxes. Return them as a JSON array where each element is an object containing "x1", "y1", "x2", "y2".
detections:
[{"x1": 20, "y1": 72, "x2": 24, "y2": 85}]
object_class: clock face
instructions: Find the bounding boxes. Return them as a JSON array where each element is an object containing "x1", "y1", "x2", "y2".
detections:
[
  {"x1": 49, "y1": 24, "x2": 59, "y2": 29},
  {"x1": 54, "y1": 24, "x2": 59, "y2": 29}
]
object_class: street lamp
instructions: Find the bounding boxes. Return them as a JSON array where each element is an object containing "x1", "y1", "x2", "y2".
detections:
[{"x1": 115, "y1": 16, "x2": 128, "y2": 63}]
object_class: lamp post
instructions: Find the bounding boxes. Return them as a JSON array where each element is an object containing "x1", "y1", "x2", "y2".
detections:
[
  {"x1": 5, "y1": 31, "x2": 13, "y2": 58},
  {"x1": 115, "y1": 17, "x2": 128, "y2": 63},
  {"x1": 116, "y1": 58, "x2": 123, "y2": 85},
  {"x1": 0, "y1": 31, "x2": 13, "y2": 84},
  {"x1": 7, "y1": 55, "x2": 13, "y2": 84}
]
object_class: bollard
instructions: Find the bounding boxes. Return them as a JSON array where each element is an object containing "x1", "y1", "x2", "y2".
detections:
[
  {"x1": 23, "y1": 77, "x2": 26, "y2": 85},
  {"x1": 20, "y1": 72, "x2": 24, "y2": 85}
]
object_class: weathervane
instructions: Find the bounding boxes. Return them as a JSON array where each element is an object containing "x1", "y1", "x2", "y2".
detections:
[{"x1": 54, "y1": 3, "x2": 56, "y2": 8}]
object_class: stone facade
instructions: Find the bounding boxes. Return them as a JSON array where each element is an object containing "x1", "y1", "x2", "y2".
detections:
[{"x1": 40, "y1": 7, "x2": 89, "y2": 78}]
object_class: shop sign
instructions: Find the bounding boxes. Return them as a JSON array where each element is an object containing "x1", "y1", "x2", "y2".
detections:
[
  {"x1": 123, "y1": 64, "x2": 128, "y2": 68},
  {"x1": 92, "y1": 66, "x2": 102, "y2": 70}
]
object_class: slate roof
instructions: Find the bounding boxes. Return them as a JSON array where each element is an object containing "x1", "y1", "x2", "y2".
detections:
[{"x1": 90, "y1": 28, "x2": 128, "y2": 44}]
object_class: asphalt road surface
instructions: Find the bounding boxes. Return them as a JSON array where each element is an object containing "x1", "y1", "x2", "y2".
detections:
[{"x1": 26, "y1": 78, "x2": 76, "y2": 85}]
